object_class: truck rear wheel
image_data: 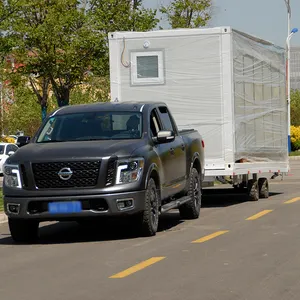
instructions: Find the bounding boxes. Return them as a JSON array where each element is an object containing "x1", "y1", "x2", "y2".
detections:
[
  {"x1": 8, "y1": 218, "x2": 39, "y2": 243},
  {"x1": 247, "y1": 179, "x2": 259, "y2": 201},
  {"x1": 179, "y1": 168, "x2": 201, "y2": 219},
  {"x1": 258, "y1": 177, "x2": 269, "y2": 199},
  {"x1": 140, "y1": 178, "x2": 159, "y2": 236}
]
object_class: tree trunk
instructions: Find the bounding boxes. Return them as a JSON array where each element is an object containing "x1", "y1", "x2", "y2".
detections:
[
  {"x1": 41, "y1": 104, "x2": 47, "y2": 121},
  {"x1": 55, "y1": 87, "x2": 70, "y2": 107}
]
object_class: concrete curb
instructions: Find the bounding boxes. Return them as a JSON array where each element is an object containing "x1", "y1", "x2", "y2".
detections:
[
  {"x1": 289, "y1": 156, "x2": 300, "y2": 160},
  {"x1": 0, "y1": 212, "x2": 7, "y2": 224}
]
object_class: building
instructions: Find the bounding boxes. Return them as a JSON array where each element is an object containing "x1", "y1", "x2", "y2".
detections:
[{"x1": 291, "y1": 46, "x2": 300, "y2": 91}]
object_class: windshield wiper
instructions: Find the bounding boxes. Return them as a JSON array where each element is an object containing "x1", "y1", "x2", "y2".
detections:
[{"x1": 38, "y1": 139, "x2": 64, "y2": 143}]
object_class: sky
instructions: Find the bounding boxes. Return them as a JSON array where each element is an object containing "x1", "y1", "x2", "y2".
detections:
[{"x1": 143, "y1": 0, "x2": 300, "y2": 48}]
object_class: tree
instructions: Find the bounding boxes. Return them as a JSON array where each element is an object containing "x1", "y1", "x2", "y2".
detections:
[
  {"x1": 291, "y1": 89, "x2": 300, "y2": 126},
  {"x1": 0, "y1": 0, "x2": 106, "y2": 113},
  {"x1": 0, "y1": 0, "x2": 159, "y2": 121},
  {"x1": 89, "y1": 0, "x2": 159, "y2": 73},
  {"x1": 160, "y1": 0, "x2": 212, "y2": 29}
]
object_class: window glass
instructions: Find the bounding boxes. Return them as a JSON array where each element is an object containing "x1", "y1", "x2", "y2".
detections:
[
  {"x1": 158, "y1": 106, "x2": 175, "y2": 132},
  {"x1": 37, "y1": 111, "x2": 143, "y2": 143},
  {"x1": 137, "y1": 56, "x2": 159, "y2": 78}
]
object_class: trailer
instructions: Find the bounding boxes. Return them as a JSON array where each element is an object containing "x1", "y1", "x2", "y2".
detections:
[{"x1": 108, "y1": 26, "x2": 289, "y2": 200}]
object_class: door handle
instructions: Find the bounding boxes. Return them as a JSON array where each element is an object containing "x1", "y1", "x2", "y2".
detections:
[{"x1": 169, "y1": 147, "x2": 175, "y2": 155}]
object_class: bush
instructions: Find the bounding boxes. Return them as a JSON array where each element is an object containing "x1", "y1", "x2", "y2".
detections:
[
  {"x1": 291, "y1": 125, "x2": 300, "y2": 151},
  {"x1": 291, "y1": 89, "x2": 300, "y2": 126},
  {"x1": 0, "y1": 136, "x2": 16, "y2": 143}
]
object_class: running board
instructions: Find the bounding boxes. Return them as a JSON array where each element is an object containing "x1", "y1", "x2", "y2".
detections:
[{"x1": 160, "y1": 196, "x2": 191, "y2": 213}]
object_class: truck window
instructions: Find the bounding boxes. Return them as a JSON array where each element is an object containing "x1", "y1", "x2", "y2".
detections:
[
  {"x1": 36, "y1": 111, "x2": 143, "y2": 142},
  {"x1": 158, "y1": 106, "x2": 176, "y2": 133},
  {"x1": 150, "y1": 109, "x2": 161, "y2": 137}
]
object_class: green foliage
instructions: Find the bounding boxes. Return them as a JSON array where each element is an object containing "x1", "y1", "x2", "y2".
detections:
[
  {"x1": 160, "y1": 0, "x2": 212, "y2": 28},
  {"x1": 0, "y1": 0, "x2": 159, "y2": 111},
  {"x1": 291, "y1": 89, "x2": 300, "y2": 126},
  {"x1": 3, "y1": 85, "x2": 46, "y2": 136},
  {"x1": 291, "y1": 125, "x2": 300, "y2": 151},
  {"x1": 69, "y1": 76, "x2": 111, "y2": 105}
]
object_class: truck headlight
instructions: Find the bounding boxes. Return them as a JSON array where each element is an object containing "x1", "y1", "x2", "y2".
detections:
[
  {"x1": 4, "y1": 164, "x2": 22, "y2": 188},
  {"x1": 116, "y1": 158, "x2": 144, "y2": 185}
]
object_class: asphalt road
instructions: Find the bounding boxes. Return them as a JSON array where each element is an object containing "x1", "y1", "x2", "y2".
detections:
[{"x1": 1, "y1": 162, "x2": 300, "y2": 300}]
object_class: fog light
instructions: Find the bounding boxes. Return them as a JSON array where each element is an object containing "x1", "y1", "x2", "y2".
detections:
[
  {"x1": 116, "y1": 199, "x2": 134, "y2": 211},
  {"x1": 7, "y1": 203, "x2": 20, "y2": 215}
]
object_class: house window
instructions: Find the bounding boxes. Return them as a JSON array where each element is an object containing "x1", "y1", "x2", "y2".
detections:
[{"x1": 131, "y1": 51, "x2": 164, "y2": 85}]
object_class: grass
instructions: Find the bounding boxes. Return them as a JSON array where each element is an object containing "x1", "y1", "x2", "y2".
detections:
[
  {"x1": 0, "y1": 188, "x2": 3, "y2": 212},
  {"x1": 289, "y1": 151, "x2": 300, "y2": 156}
]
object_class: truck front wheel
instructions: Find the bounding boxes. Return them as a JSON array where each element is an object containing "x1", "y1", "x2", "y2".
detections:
[
  {"x1": 8, "y1": 218, "x2": 39, "y2": 243},
  {"x1": 139, "y1": 177, "x2": 159, "y2": 236},
  {"x1": 179, "y1": 168, "x2": 202, "y2": 219}
]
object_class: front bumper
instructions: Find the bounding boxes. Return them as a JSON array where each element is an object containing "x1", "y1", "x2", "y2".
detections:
[{"x1": 4, "y1": 190, "x2": 146, "y2": 221}]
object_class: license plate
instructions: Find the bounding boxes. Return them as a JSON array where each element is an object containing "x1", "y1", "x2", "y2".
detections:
[{"x1": 48, "y1": 201, "x2": 82, "y2": 214}]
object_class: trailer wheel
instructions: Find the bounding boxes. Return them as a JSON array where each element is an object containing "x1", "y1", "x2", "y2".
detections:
[
  {"x1": 179, "y1": 168, "x2": 201, "y2": 219},
  {"x1": 258, "y1": 177, "x2": 269, "y2": 199},
  {"x1": 247, "y1": 179, "x2": 259, "y2": 201}
]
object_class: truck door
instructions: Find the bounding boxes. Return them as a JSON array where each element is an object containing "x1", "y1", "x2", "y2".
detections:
[
  {"x1": 150, "y1": 108, "x2": 173, "y2": 197},
  {"x1": 156, "y1": 106, "x2": 187, "y2": 195}
]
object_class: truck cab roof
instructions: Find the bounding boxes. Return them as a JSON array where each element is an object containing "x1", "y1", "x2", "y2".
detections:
[{"x1": 51, "y1": 101, "x2": 167, "y2": 116}]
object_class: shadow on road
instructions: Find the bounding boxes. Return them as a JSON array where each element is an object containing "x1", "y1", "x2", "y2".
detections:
[
  {"x1": 202, "y1": 188, "x2": 282, "y2": 208},
  {"x1": 0, "y1": 212, "x2": 184, "y2": 245},
  {"x1": 0, "y1": 188, "x2": 283, "y2": 245}
]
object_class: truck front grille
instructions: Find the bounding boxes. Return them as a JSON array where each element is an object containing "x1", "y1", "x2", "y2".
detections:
[
  {"x1": 32, "y1": 161, "x2": 101, "y2": 189},
  {"x1": 106, "y1": 157, "x2": 117, "y2": 186}
]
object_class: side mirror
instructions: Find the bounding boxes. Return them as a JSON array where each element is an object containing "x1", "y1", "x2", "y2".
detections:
[
  {"x1": 16, "y1": 136, "x2": 31, "y2": 147},
  {"x1": 8, "y1": 151, "x2": 15, "y2": 156},
  {"x1": 155, "y1": 130, "x2": 175, "y2": 144}
]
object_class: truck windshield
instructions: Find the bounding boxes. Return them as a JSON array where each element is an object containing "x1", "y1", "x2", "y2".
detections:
[{"x1": 36, "y1": 111, "x2": 143, "y2": 143}]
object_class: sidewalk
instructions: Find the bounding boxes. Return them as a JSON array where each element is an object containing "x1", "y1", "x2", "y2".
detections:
[{"x1": 0, "y1": 212, "x2": 7, "y2": 224}]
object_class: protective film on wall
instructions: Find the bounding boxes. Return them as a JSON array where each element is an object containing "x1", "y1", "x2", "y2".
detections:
[{"x1": 232, "y1": 30, "x2": 287, "y2": 163}]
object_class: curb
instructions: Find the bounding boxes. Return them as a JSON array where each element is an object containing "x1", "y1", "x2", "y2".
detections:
[
  {"x1": 0, "y1": 212, "x2": 8, "y2": 224},
  {"x1": 289, "y1": 156, "x2": 300, "y2": 160}
]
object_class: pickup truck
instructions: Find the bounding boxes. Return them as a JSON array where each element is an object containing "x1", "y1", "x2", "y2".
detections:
[{"x1": 3, "y1": 101, "x2": 205, "y2": 242}]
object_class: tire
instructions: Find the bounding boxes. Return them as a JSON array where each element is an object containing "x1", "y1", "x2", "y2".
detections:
[
  {"x1": 8, "y1": 218, "x2": 39, "y2": 243},
  {"x1": 179, "y1": 168, "x2": 202, "y2": 219},
  {"x1": 258, "y1": 177, "x2": 269, "y2": 199},
  {"x1": 139, "y1": 178, "x2": 159, "y2": 237},
  {"x1": 247, "y1": 179, "x2": 259, "y2": 201}
]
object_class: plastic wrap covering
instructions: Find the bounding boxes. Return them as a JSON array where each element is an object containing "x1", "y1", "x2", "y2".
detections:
[
  {"x1": 109, "y1": 27, "x2": 288, "y2": 171},
  {"x1": 110, "y1": 30, "x2": 225, "y2": 166},
  {"x1": 233, "y1": 30, "x2": 287, "y2": 163}
]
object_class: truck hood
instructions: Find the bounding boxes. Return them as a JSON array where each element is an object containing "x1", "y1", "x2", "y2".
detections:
[{"x1": 8, "y1": 139, "x2": 146, "y2": 163}]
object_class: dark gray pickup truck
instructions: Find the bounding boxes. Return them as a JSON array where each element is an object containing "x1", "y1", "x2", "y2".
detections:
[{"x1": 3, "y1": 101, "x2": 205, "y2": 242}]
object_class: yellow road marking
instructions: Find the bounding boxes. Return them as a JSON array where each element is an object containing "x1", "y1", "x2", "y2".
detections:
[
  {"x1": 284, "y1": 197, "x2": 300, "y2": 204},
  {"x1": 246, "y1": 210, "x2": 273, "y2": 220},
  {"x1": 191, "y1": 230, "x2": 229, "y2": 244},
  {"x1": 109, "y1": 257, "x2": 165, "y2": 279}
]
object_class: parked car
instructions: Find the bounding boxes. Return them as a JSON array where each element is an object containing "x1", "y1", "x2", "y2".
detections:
[
  {"x1": 3, "y1": 102, "x2": 205, "y2": 242},
  {"x1": 0, "y1": 143, "x2": 19, "y2": 175}
]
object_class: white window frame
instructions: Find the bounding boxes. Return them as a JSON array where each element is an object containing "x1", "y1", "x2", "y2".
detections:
[{"x1": 130, "y1": 51, "x2": 165, "y2": 86}]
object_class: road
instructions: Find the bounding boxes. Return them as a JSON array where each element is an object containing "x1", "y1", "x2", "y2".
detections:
[{"x1": 1, "y1": 162, "x2": 300, "y2": 300}]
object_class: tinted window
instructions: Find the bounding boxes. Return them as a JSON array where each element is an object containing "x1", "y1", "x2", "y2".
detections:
[
  {"x1": 11, "y1": 145, "x2": 18, "y2": 152},
  {"x1": 5, "y1": 145, "x2": 12, "y2": 155},
  {"x1": 150, "y1": 109, "x2": 162, "y2": 137},
  {"x1": 0, "y1": 145, "x2": 4, "y2": 154},
  {"x1": 158, "y1": 106, "x2": 175, "y2": 132},
  {"x1": 37, "y1": 111, "x2": 143, "y2": 143}
]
